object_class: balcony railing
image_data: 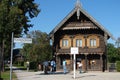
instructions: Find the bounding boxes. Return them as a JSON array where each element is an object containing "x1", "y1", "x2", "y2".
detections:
[{"x1": 56, "y1": 47, "x2": 104, "y2": 55}]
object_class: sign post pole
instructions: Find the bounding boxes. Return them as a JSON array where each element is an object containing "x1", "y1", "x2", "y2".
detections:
[
  {"x1": 10, "y1": 32, "x2": 14, "y2": 80},
  {"x1": 73, "y1": 53, "x2": 76, "y2": 79},
  {"x1": 71, "y1": 47, "x2": 78, "y2": 79}
]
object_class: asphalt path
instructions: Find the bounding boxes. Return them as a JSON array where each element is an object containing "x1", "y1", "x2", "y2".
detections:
[{"x1": 13, "y1": 68, "x2": 120, "y2": 80}]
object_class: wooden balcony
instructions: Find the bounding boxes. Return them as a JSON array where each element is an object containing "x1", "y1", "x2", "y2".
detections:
[{"x1": 56, "y1": 47, "x2": 104, "y2": 55}]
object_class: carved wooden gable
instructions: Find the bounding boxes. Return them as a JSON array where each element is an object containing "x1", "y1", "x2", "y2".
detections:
[
  {"x1": 49, "y1": 1, "x2": 114, "y2": 40},
  {"x1": 61, "y1": 12, "x2": 98, "y2": 30}
]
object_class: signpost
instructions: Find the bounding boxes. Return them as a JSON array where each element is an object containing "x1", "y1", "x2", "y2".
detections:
[
  {"x1": 10, "y1": 33, "x2": 14, "y2": 80},
  {"x1": 71, "y1": 47, "x2": 78, "y2": 79},
  {"x1": 10, "y1": 33, "x2": 32, "y2": 80}
]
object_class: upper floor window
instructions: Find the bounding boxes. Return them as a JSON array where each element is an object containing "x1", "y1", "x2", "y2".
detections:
[
  {"x1": 62, "y1": 39, "x2": 68, "y2": 47},
  {"x1": 90, "y1": 39, "x2": 96, "y2": 47},
  {"x1": 76, "y1": 39, "x2": 82, "y2": 47}
]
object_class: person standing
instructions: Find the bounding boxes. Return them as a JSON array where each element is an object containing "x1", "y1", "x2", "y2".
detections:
[
  {"x1": 26, "y1": 61, "x2": 30, "y2": 72},
  {"x1": 63, "y1": 59, "x2": 67, "y2": 74},
  {"x1": 38, "y1": 62, "x2": 41, "y2": 71},
  {"x1": 43, "y1": 61, "x2": 49, "y2": 74},
  {"x1": 50, "y1": 60, "x2": 55, "y2": 72},
  {"x1": 77, "y1": 61, "x2": 83, "y2": 73},
  {"x1": 53, "y1": 60, "x2": 56, "y2": 72}
]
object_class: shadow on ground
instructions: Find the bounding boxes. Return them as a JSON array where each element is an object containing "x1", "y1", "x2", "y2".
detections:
[
  {"x1": 75, "y1": 74, "x2": 96, "y2": 79},
  {"x1": 36, "y1": 71, "x2": 69, "y2": 75}
]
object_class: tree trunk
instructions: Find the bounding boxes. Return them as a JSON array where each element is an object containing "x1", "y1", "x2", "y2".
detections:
[
  {"x1": 0, "y1": 47, "x2": 2, "y2": 79},
  {"x1": 0, "y1": 40, "x2": 5, "y2": 72}
]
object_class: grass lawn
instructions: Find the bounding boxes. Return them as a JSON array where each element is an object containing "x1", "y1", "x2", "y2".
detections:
[{"x1": 1, "y1": 71, "x2": 17, "y2": 80}]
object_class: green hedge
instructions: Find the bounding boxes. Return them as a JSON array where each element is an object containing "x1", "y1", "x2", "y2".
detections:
[
  {"x1": 116, "y1": 61, "x2": 120, "y2": 72},
  {"x1": 14, "y1": 61, "x2": 24, "y2": 66},
  {"x1": 29, "y1": 61, "x2": 37, "y2": 71}
]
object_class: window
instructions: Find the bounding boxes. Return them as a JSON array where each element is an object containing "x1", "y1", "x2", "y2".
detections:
[
  {"x1": 76, "y1": 39, "x2": 82, "y2": 47},
  {"x1": 62, "y1": 39, "x2": 68, "y2": 47},
  {"x1": 90, "y1": 39, "x2": 96, "y2": 47}
]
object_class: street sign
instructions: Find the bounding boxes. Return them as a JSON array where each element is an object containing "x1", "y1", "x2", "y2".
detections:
[
  {"x1": 14, "y1": 38, "x2": 32, "y2": 43},
  {"x1": 71, "y1": 47, "x2": 78, "y2": 54}
]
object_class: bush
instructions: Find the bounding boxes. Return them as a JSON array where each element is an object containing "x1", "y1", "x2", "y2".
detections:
[
  {"x1": 14, "y1": 61, "x2": 24, "y2": 66},
  {"x1": 116, "y1": 61, "x2": 120, "y2": 72},
  {"x1": 29, "y1": 61, "x2": 37, "y2": 71}
]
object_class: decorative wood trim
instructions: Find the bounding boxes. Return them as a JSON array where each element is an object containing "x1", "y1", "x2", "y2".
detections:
[{"x1": 104, "y1": 33, "x2": 108, "y2": 46}]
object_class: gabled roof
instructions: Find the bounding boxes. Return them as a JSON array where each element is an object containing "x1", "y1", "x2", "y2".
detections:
[{"x1": 49, "y1": 1, "x2": 115, "y2": 40}]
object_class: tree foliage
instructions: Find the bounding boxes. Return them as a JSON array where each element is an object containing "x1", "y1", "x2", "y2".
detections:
[
  {"x1": 0, "y1": 0, "x2": 40, "y2": 58},
  {"x1": 107, "y1": 43, "x2": 120, "y2": 63},
  {"x1": 115, "y1": 37, "x2": 120, "y2": 48},
  {"x1": 115, "y1": 37, "x2": 120, "y2": 61},
  {"x1": 21, "y1": 30, "x2": 52, "y2": 63},
  {"x1": 0, "y1": 0, "x2": 40, "y2": 73}
]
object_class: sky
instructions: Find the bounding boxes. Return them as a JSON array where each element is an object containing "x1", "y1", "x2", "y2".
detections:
[{"x1": 15, "y1": 0, "x2": 120, "y2": 48}]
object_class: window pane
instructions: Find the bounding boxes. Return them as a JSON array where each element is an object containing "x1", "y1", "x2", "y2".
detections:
[
  {"x1": 76, "y1": 39, "x2": 82, "y2": 47},
  {"x1": 62, "y1": 39, "x2": 68, "y2": 47},
  {"x1": 93, "y1": 39, "x2": 96, "y2": 46},
  {"x1": 90, "y1": 39, "x2": 96, "y2": 47}
]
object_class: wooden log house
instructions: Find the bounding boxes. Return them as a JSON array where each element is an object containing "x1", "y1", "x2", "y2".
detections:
[{"x1": 49, "y1": 0, "x2": 114, "y2": 71}]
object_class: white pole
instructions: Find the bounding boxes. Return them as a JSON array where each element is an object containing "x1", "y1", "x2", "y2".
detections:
[
  {"x1": 10, "y1": 32, "x2": 14, "y2": 80},
  {"x1": 73, "y1": 53, "x2": 76, "y2": 79}
]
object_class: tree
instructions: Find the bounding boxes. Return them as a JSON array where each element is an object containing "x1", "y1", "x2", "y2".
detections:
[
  {"x1": 0, "y1": 0, "x2": 40, "y2": 56},
  {"x1": 0, "y1": 0, "x2": 40, "y2": 73},
  {"x1": 21, "y1": 30, "x2": 52, "y2": 65},
  {"x1": 115, "y1": 37, "x2": 120, "y2": 48},
  {"x1": 107, "y1": 43, "x2": 116, "y2": 62},
  {"x1": 107, "y1": 43, "x2": 120, "y2": 63},
  {"x1": 115, "y1": 37, "x2": 120, "y2": 61}
]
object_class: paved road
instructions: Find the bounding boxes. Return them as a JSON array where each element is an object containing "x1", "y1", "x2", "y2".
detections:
[{"x1": 13, "y1": 69, "x2": 120, "y2": 80}]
